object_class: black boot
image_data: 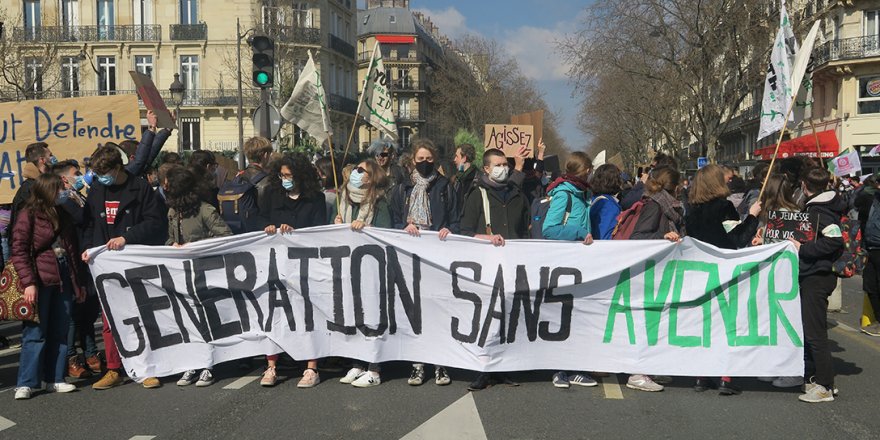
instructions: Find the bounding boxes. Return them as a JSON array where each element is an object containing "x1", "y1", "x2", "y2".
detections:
[
  {"x1": 718, "y1": 379, "x2": 742, "y2": 396},
  {"x1": 694, "y1": 378, "x2": 716, "y2": 392},
  {"x1": 468, "y1": 373, "x2": 493, "y2": 391}
]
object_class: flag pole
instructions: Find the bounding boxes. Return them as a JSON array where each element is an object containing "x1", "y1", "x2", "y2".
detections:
[
  {"x1": 808, "y1": 118, "x2": 822, "y2": 157},
  {"x1": 758, "y1": 97, "x2": 799, "y2": 201},
  {"x1": 326, "y1": 133, "x2": 342, "y2": 217},
  {"x1": 342, "y1": 43, "x2": 379, "y2": 162}
]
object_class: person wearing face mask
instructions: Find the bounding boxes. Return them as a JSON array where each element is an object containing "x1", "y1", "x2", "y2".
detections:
[
  {"x1": 451, "y1": 143, "x2": 477, "y2": 214},
  {"x1": 257, "y1": 153, "x2": 327, "y2": 388},
  {"x1": 458, "y1": 148, "x2": 528, "y2": 391},
  {"x1": 9, "y1": 142, "x2": 57, "y2": 245},
  {"x1": 80, "y1": 146, "x2": 168, "y2": 391},
  {"x1": 389, "y1": 138, "x2": 459, "y2": 387},
  {"x1": 11, "y1": 173, "x2": 88, "y2": 400},
  {"x1": 368, "y1": 138, "x2": 406, "y2": 187},
  {"x1": 333, "y1": 159, "x2": 392, "y2": 388},
  {"x1": 117, "y1": 110, "x2": 172, "y2": 179}
]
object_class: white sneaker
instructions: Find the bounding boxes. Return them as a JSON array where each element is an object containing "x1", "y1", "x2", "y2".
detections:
[
  {"x1": 627, "y1": 374, "x2": 664, "y2": 392},
  {"x1": 195, "y1": 369, "x2": 214, "y2": 387},
  {"x1": 340, "y1": 367, "x2": 364, "y2": 384},
  {"x1": 177, "y1": 370, "x2": 198, "y2": 386},
  {"x1": 46, "y1": 382, "x2": 76, "y2": 393},
  {"x1": 352, "y1": 372, "x2": 381, "y2": 388},
  {"x1": 799, "y1": 382, "x2": 834, "y2": 403},
  {"x1": 14, "y1": 387, "x2": 32, "y2": 400},
  {"x1": 772, "y1": 376, "x2": 804, "y2": 388}
]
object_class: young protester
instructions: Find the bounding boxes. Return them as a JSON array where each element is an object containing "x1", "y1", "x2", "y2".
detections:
[
  {"x1": 118, "y1": 110, "x2": 171, "y2": 178},
  {"x1": 459, "y1": 148, "x2": 528, "y2": 391},
  {"x1": 519, "y1": 139, "x2": 549, "y2": 205},
  {"x1": 258, "y1": 153, "x2": 327, "y2": 388},
  {"x1": 858, "y1": 174, "x2": 880, "y2": 336},
  {"x1": 333, "y1": 159, "x2": 392, "y2": 388},
  {"x1": 685, "y1": 164, "x2": 761, "y2": 396},
  {"x1": 12, "y1": 174, "x2": 87, "y2": 399},
  {"x1": 589, "y1": 164, "x2": 623, "y2": 240},
  {"x1": 315, "y1": 156, "x2": 342, "y2": 224},
  {"x1": 620, "y1": 153, "x2": 677, "y2": 210},
  {"x1": 162, "y1": 165, "x2": 233, "y2": 387},
  {"x1": 9, "y1": 142, "x2": 55, "y2": 244},
  {"x1": 369, "y1": 138, "x2": 407, "y2": 187},
  {"x1": 188, "y1": 150, "x2": 220, "y2": 209},
  {"x1": 241, "y1": 136, "x2": 274, "y2": 206},
  {"x1": 451, "y1": 143, "x2": 478, "y2": 213},
  {"x1": 540, "y1": 151, "x2": 597, "y2": 389},
  {"x1": 788, "y1": 167, "x2": 845, "y2": 403},
  {"x1": 389, "y1": 139, "x2": 458, "y2": 386},
  {"x1": 81, "y1": 146, "x2": 168, "y2": 390}
]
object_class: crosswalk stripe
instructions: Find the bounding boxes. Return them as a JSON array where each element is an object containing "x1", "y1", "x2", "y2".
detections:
[
  {"x1": 601, "y1": 374, "x2": 624, "y2": 399},
  {"x1": 0, "y1": 415, "x2": 15, "y2": 432},
  {"x1": 222, "y1": 370, "x2": 263, "y2": 389}
]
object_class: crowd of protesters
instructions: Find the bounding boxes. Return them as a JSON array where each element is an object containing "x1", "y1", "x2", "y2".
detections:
[{"x1": 2, "y1": 113, "x2": 864, "y2": 404}]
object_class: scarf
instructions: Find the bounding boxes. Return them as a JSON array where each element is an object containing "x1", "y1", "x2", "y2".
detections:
[
  {"x1": 649, "y1": 190, "x2": 684, "y2": 234},
  {"x1": 546, "y1": 174, "x2": 590, "y2": 193},
  {"x1": 340, "y1": 183, "x2": 376, "y2": 225},
  {"x1": 478, "y1": 172, "x2": 508, "y2": 190},
  {"x1": 406, "y1": 170, "x2": 436, "y2": 229}
]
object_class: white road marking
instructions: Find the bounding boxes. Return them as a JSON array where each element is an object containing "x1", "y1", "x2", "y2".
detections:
[
  {"x1": 0, "y1": 415, "x2": 15, "y2": 432},
  {"x1": 128, "y1": 436, "x2": 156, "y2": 440},
  {"x1": 401, "y1": 393, "x2": 487, "y2": 440},
  {"x1": 833, "y1": 320, "x2": 859, "y2": 333},
  {"x1": 223, "y1": 370, "x2": 263, "y2": 390},
  {"x1": 601, "y1": 374, "x2": 624, "y2": 399}
]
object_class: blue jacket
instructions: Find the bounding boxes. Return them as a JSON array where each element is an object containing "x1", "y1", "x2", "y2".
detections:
[
  {"x1": 590, "y1": 194, "x2": 621, "y2": 240},
  {"x1": 542, "y1": 181, "x2": 591, "y2": 241}
]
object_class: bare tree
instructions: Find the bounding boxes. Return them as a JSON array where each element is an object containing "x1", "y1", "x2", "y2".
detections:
[{"x1": 0, "y1": 7, "x2": 64, "y2": 101}]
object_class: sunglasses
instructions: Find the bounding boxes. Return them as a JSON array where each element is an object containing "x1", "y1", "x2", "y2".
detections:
[
  {"x1": 378, "y1": 152, "x2": 390, "y2": 158},
  {"x1": 355, "y1": 166, "x2": 367, "y2": 174}
]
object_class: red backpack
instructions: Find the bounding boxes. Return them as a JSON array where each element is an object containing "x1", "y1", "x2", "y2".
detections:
[{"x1": 612, "y1": 200, "x2": 646, "y2": 240}]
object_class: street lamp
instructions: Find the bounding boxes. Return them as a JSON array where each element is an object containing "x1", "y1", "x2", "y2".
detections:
[{"x1": 169, "y1": 73, "x2": 186, "y2": 152}]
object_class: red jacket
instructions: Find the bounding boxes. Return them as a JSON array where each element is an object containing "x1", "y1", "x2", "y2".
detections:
[{"x1": 11, "y1": 208, "x2": 85, "y2": 296}]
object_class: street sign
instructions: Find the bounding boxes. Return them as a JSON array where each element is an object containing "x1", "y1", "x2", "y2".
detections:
[
  {"x1": 697, "y1": 157, "x2": 708, "y2": 169},
  {"x1": 252, "y1": 103, "x2": 282, "y2": 139}
]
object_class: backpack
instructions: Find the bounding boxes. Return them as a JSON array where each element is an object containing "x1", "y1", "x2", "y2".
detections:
[
  {"x1": 833, "y1": 213, "x2": 867, "y2": 278},
  {"x1": 611, "y1": 200, "x2": 646, "y2": 240},
  {"x1": 529, "y1": 193, "x2": 573, "y2": 239},
  {"x1": 217, "y1": 170, "x2": 267, "y2": 234}
]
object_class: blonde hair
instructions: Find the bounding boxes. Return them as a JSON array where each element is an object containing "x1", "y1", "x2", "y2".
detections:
[
  {"x1": 564, "y1": 152, "x2": 592, "y2": 179},
  {"x1": 689, "y1": 164, "x2": 731, "y2": 204}
]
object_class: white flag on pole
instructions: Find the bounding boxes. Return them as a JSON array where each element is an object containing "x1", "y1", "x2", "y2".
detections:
[
  {"x1": 827, "y1": 147, "x2": 861, "y2": 177},
  {"x1": 757, "y1": 1, "x2": 798, "y2": 141},
  {"x1": 357, "y1": 43, "x2": 398, "y2": 139},
  {"x1": 280, "y1": 50, "x2": 333, "y2": 146},
  {"x1": 791, "y1": 21, "x2": 821, "y2": 125}
]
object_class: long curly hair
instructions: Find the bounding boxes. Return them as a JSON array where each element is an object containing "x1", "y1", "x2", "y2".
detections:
[
  {"x1": 164, "y1": 165, "x2": 201, "y2": 218},
  {"x1": 24, "y1": 173, "x2": 64, "y2": 232},
  {"x1": 269, "y1": 153, "x2": 322, "y2": 198}
]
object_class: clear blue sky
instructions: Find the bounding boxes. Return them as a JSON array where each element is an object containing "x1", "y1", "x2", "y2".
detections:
[{"x1": 359, "y1": 0, "x2": 590, "y2": 151}]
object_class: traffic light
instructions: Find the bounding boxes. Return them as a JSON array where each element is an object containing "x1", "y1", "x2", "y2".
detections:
[{"x1": 250, "y1": 36, "x2": 275, "y2": 88}]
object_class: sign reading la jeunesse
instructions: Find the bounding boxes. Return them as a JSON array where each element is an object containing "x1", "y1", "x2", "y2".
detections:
[
  {"x1": 0, "y1": 95, "x2": 141, "y2": 203},
  {"x1": 88, "y1": 226, "x2": 804, "y2": 381}
]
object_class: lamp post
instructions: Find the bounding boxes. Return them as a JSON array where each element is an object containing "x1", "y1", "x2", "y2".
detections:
[{"x1": 169, "y1": 73, "x2": 186, "y2": 153}]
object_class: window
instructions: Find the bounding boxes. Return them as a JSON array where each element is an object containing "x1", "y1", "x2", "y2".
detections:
[
  {"x1": 61, "y1": 56, "x2": 79, "y2": 98},
  {"x1": 134, "y1": 0, "x2": 154, "y2": 26},
  {"x1": 97, "y1": 0, "x2": 115, "y2": 39},
  {"x1": 61, "y1": 0, "x2": 79, "y2": 27},
  {"x1": 180, "y1": 0, "x2": 198, "y2": 25},
  {"x1": 135, "y1": 55, "x2": 153, "y2": 78},
  {"x1": 97, "y1": 56, "x2": 116, "y2": 95},
  {"x1": 867, "y1": 10, "x2": 880, "y2": 37},
  {"x1": 398, "y1": 127, "x2": 411, "y2": 150},
  {"x1": 336, "y1": 65, "x2": 342, "y2": 95},
  {"x1": 398, "y1": 97, "x2": 410, "y2": 115},
  {"x1": 24, "y1": 57, "x2": 43, "y2": 96},
  {"x1": 180, "y1": 55, "x2": 199, "y2": 101},
  {"x1": 398, "y1": 68, "x2": 410, "y2": 87},
  {"x1": 23, "y1": 0, "x2": 41, "y2": 40},
  {"x1": 390, "y1": 15, "x2": 396, "y2": 24},
  {"x1": 180, "y1": 117, "x2": 201, "y2": 151},
  {"x1": 293, "y1": 3, "x2": 313, "y2": 27},
  {"x1": 858, "y1": 76, "x2": 880, "y2": 114}
]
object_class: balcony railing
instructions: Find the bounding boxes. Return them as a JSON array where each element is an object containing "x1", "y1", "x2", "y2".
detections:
[
  {"x1": 814, "y1": 35, "x2": 880, "y2": 67},
  {"x1": 392, "y1": 79, "x2": 422, "y2": 92},
  {"x1": 397, "y1": 110, "x2": 424, "y2": 122},
  {"x1": 259, "y1": 24, "x2": 321, "y2": 45},
  {"x1": 170, "y1": 23, "x2": 207, "y2": 41},
  {"x1": 329, "y1": 34, "x2": 356, "y2": 59},
  {"x1": 329, "y1": 94, "x2": 358, "y2": 114},
  {"x1": 358, "y1": 50, "x2": 420, "y2": 63},
  {"x1": 14, "y1": 89, "x2": 261, "y2": 107},
  {"x1": 12, "y1": 25, "x2": 161, "y2": 43}
]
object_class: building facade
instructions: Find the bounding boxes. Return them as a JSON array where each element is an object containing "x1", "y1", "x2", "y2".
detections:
[
  {"x1": 356, "y1": 0, "x2": 447, "y2": 152},
  {"x1": 2, "y1": 0, "x2": 358, "y2": 157}
]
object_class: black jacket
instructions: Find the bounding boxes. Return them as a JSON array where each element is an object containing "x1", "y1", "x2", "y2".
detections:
[
  {"x1": 799, "y1": 190, "x2": 846, "y2": 277},
  {"x1": 390, "y1": 174, "x2": 459, "y2": 232},
  {"x1": 452, "y1": 165, "x2": 478, "y2": 215},
  {"x1": 241, "y1": 164, "x2": 272, "y2": 211},
  {"x1": 258, "y1": 187, "x2": 327, "y2": 230},
  {"x1": 460, "y1": 179, "x2": 529, "y2": 239},
  {"x1": 126, "y1": 128, "x2": 171, "y2": 177},
  {"x1": 81, "y1": 170, "x2": 168, "y2": 251},
  {"x1": 685, "y1": 198, "x2": 758, "y2": 250}
]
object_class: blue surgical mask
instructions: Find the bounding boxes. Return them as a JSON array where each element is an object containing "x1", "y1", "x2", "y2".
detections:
[
  {"x1": 49, "y1": 156, "x2": 58, "y2": 165},
  {"x1": 349, "y1": 170, "x2": 364, "y2": 188},
  {"x1": 457, "y1": 164, "x2": 465, "y2": 173},
  {"x1": 96, "y1": 173, "x2": 115, "y2": 186},
  {"x1": 55, "y1": 190, "x2": 70, "y2": 205},
  {"x1": 281, "y1": 178, "x2": 295, "y2": 191},
  {"x1": 73, "y1": 175, "x2": 86, "y2": 191}
]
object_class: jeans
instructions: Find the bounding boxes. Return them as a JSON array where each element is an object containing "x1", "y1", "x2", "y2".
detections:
[
  {"x1": 800, "y1": 272, "x2": 836, "y2": 388},
  {"x1": 67, "y1": 293, "x2": 100, "y2": 358},
  {"x1": 17, "y1": 261, "x2": 74, "y2": 388}
]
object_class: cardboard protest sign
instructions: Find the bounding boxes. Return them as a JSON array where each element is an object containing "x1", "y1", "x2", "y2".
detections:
[
  {"x1": 511, "y1": 110, "x2": 544, "y2": 142},
  {"x1": 0, "y1": 95, "x2": 140, "y2": 203},
  {"x1": 764, "y1": 210, "x2": 817, "y2": 242},
  {"x1": 90, "y1": 226, "x2": 803, "y2": 380},
  {"x1": 130, "y1": 71, "x2": 175, "y2": 129},
  {"x1": 484, "y1": 124, "x2": 534, "y2": 157}
]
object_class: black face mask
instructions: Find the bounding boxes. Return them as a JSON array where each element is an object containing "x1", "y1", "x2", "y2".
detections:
[{"x1": 415, "y1": 161, "x2": 434, "y2": 177}]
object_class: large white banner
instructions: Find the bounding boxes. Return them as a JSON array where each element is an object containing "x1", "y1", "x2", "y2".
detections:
[{"x1": 88, "y1": 226, "x2": 804, "y2": 381}]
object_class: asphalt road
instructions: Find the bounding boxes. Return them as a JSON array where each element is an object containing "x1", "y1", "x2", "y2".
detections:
[{"x1": 0, "y1": 278, "x2": 878, "y2": 439}]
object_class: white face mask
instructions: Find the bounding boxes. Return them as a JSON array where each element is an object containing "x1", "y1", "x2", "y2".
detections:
[{"x1": 489, "y1": 165, "x2": 509, "y2": 183}]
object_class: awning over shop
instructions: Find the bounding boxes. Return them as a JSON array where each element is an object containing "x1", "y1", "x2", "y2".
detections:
[
  {"x1": 754, "y1": 130, "x2": 840, "y2": 161},
  {"x1": 375, "y1": 35, "x2": 416, "y2": 44}
]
